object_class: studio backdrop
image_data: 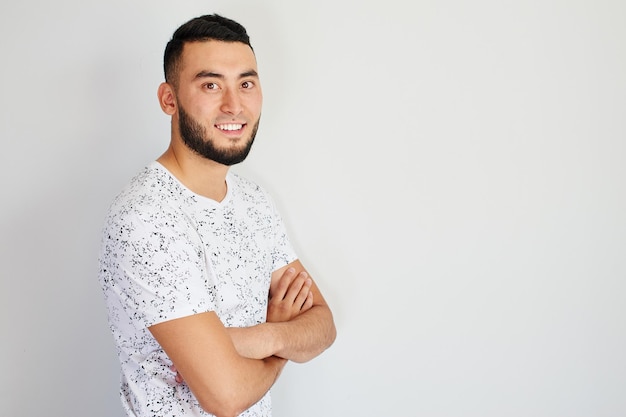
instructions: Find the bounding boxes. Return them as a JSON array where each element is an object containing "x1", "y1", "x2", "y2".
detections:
[{"x1": 1, "y1": 1, "x2": 625, "y2": 416}]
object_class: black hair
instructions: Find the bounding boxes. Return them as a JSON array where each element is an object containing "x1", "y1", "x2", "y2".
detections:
[{"x1": 163, "y1": 14, "x2": 252, "y2": 87}]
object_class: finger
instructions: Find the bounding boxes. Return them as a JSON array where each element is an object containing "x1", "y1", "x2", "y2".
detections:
[
  {"x1": 301, "y1": 291, "x2": 314, "y2": 312},
  {"x1": 293, "y1": 276, "x2": 312, "y2": 309},
  {"x1": 270, "y1": 267, "x2": 297, "y2": 300},
  {"x1": 283, "y1": 272, "x2": 308, "y2": 304},
  {"x1": 170, "y1": 365, "x2": 184, "y2": 384}
]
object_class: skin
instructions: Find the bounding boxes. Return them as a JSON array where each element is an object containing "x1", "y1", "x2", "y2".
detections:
[{"x1": 148, "y1": 40, "x2": 336, "y2": 417}]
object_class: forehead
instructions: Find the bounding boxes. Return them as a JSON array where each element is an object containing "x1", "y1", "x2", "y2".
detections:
[{"x1": 179, "y1": 40, "x2": 258, "y2": 77}]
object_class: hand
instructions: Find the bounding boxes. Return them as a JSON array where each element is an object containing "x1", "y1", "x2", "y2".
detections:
[
  {"x1": 267, "y1": 267, "x2": 314, "y2": 323},
  {"x1": 170, "y1": 364, "x2": 184, "y2": 384}
]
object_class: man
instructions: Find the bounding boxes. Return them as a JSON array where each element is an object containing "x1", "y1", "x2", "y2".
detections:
[{"x1": 98, "y1": 14, "x2": 336, "y2": 417}]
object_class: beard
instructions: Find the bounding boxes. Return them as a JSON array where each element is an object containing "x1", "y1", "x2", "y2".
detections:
[{"x1": 178, "y1": 103, "x2": 259, "y2": 166}]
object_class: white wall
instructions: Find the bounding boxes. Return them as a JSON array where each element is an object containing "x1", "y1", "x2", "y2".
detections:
[{"x1": 1, "y1": 1, "x2": 625, "y2": 416}]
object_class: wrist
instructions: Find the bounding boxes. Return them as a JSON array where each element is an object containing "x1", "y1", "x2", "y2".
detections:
[
  {"x1": 264, "y1": 355, "x2": 288, "y2": 377},
  {"x1": 262, "y1": 321, "x2": 288, "y2": 357},
  {"x1": 227, "y1": 324, "x2": 280, "y2": 359}
]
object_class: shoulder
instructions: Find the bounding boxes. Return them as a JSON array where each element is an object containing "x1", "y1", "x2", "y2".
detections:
[
  {"x1": 228, "y1": 171, "x2": 263, "y2": 192},
  {"x1": 228, "y1": 171, "x2": 273, "y2": 204},
  {"x1": 104, "y1": 163, "x2": 191, "y2": 231}
]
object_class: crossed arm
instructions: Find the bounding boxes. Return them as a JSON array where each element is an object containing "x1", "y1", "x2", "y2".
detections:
[
  {"x1": 148, "y1": 260, "x2": 336, "y2": 417},
  {"x1": 227, "y1": 260, "x2": 336, "y2": 363}
]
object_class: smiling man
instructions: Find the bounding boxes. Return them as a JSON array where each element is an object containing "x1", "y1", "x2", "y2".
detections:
[{"x1": 98, "y1": 15, "x2": 336, "y2": 417}]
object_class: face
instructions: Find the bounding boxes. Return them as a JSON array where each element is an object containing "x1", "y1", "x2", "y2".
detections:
[{"x1": 172, "y1": 40, "x2": 263, "y2": 166}]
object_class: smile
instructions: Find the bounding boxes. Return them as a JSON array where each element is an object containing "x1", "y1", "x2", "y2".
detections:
[{"x1": 216, "y1": 123, "x2": 244, "y2": 131}]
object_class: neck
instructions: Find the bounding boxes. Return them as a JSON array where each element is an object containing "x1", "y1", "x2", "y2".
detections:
[{"x1": 157, "y1": 145, "x2": 230, "y2": 202}]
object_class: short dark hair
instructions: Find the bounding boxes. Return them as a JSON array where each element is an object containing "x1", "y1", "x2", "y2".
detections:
[{"x1": 163, "y1": 14, "x2": 252, "y2": 87}]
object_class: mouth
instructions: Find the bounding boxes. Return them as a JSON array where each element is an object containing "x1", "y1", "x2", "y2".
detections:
[{"x1": 216, "y1": 123, "x2": 245, "y2": 133}]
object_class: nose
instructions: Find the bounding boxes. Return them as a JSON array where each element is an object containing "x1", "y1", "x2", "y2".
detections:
[{"x1": 220, "y1": 88, "x2": 243, "y2": 116}]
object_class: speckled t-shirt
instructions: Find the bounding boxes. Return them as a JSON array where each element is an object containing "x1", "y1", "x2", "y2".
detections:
[{"x1": 98, "y1": 162, "x2": 297, "y2": 416}]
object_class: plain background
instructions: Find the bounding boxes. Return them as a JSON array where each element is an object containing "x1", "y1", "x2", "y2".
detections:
[{"x1": 1, "y1": 1, "x2": 625, "y2": 416}]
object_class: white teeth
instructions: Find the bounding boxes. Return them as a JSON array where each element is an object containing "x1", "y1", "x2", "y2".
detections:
[{"x1": 217, "y1": 124, "x2": 243, "y2": 131}]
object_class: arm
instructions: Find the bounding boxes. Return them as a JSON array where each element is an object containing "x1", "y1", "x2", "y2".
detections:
[
  {"x1": 268, "y1": 260, "x2": 337, "y2": 363},
  {"x1": 149, "y1": 312, "x2": 286, "y2": 417},
  {"x1": 226, "y1": 263, "x2": 315, "y2": 359},
  {"x1": 228, "y1": 260, "x2": 336, "y2": 363}
]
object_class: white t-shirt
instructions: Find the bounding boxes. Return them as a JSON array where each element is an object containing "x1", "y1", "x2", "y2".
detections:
[{"x1": 98, "y1": 162, "x2": 297, "y2": 416}]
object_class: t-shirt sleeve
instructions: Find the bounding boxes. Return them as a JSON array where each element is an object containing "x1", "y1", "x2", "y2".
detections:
[
  {"x1": 266, "y1": 194, "x2": 299, "y2": 271},
  {"x1": 100, "y1": 208, "x2": 216, "y2": 329}
]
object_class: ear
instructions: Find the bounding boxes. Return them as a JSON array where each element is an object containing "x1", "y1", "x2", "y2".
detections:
[{"x1": 157, "y1": 82, "x2": 177, "y2": 115}]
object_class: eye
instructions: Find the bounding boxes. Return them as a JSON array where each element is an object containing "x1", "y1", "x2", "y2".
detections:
[
  {"x1": 241, "y1": 81, "x2": 254, "y2": 89},
  {"x1": 203, "y1": 82, "x2": 219, "y2": 90}
]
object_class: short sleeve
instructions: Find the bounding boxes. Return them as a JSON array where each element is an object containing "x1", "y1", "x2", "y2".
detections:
[
  {"x1": 266, "y1": 194, "x2": 298, "y2": 271},
  {"x1": 99, "y1": 208, "x2": 216, "y2": 329}
]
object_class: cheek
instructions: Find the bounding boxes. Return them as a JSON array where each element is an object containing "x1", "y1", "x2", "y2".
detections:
[
  {"x1": 244, "y1": 89, "x2": 262, "y2": 110},
  {"x1": 249, "y1": 96, "x2": 263, "y2": 115}
]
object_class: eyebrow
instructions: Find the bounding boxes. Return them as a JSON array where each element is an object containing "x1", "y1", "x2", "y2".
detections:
[{"x1": 194, "y1": 69, "x2": 259, "y2": 80}]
